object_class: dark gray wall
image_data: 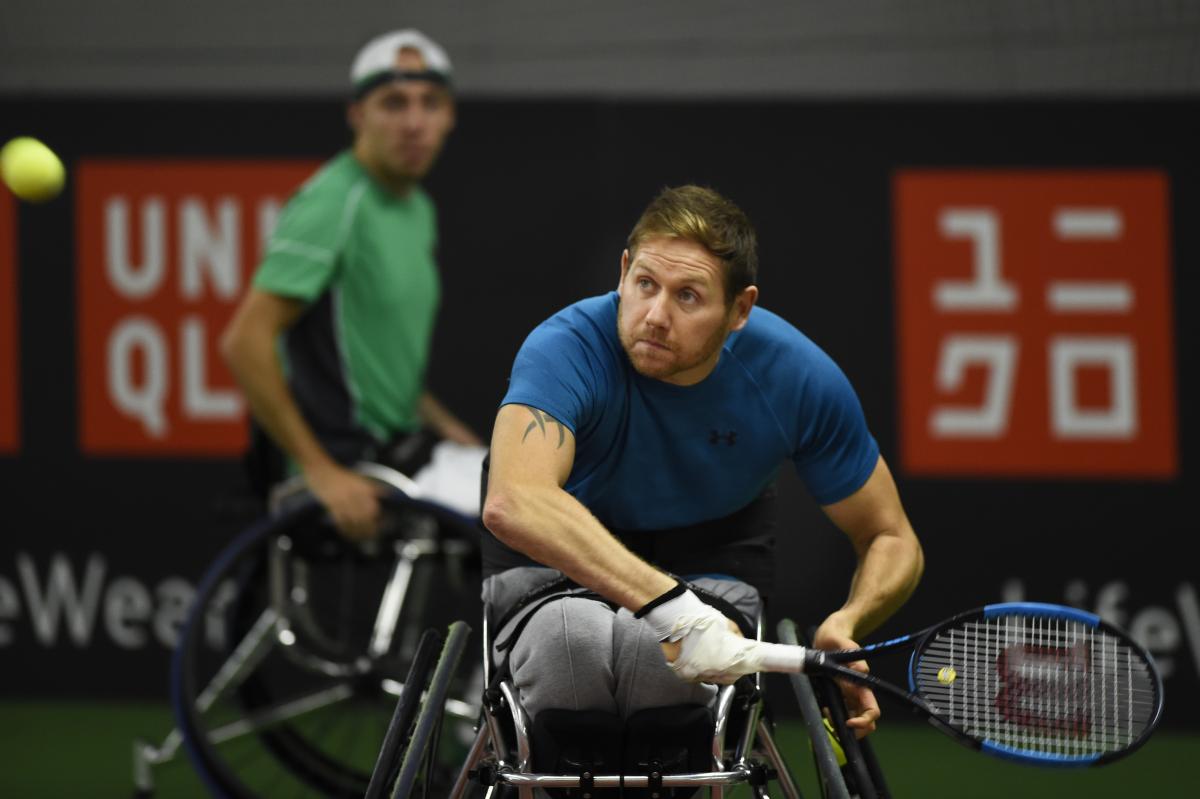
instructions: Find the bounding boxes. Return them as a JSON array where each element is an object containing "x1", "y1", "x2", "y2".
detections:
[{"x1": 1, "y1": 0, "x2": 1198, "y2": 96}]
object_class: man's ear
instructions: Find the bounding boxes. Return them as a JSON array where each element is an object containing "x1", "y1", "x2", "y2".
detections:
[
  {"x1": 346, "y1": 101, "x2": 363, "y2": 134},
  {"x1": 729, "y1": 285, "x2": 759, "y2": 331},
  {"x1": 618, "y1": 249, "x2": 631, "y2": 289}
]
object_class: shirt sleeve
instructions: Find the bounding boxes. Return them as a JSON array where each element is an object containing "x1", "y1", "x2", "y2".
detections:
[
  {"x1": 792, "y1": 352, "x2": 880, "y2": 505},
  {"x1": 252, "y1": 182, "x2": 354, "y2": 301},
  {"x1": 499, "y1": 316, "x2": 605, "y2": 435}
]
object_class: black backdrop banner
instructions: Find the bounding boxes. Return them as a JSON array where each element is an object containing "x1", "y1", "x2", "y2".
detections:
[{"x1": 0, "y1": 98, "x2": 1194, "y2": 727}]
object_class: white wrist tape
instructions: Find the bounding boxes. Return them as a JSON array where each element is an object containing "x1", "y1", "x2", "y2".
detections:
[
  {"x1": 643, "y1": 588, "x2": 807, "y2": 682},
  {"x1": 672, "y1": 624, "x2": 808, "y2": 683},
  {"x1": 643, "y1": 588, "x2": 722, "y2": 642}
]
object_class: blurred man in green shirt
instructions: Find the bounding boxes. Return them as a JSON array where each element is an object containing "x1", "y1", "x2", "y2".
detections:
[{"x1": 222, "y1": 29, "x2": 480, "y2": 539}]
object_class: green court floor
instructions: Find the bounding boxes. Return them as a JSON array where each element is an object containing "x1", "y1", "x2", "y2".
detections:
[{"x1": 0, "y1": 700, "x2": 1192, "y2": 797}]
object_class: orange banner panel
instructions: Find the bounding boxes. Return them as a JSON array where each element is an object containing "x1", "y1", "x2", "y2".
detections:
[
  {"x1": 76, "y1": 160, "x2": 318, "y2": 456},
  {"x1": 0, "y1": 189, "x2": 17, "y2": 453},
  {"x1": 894, "y1": 171, "x2": 1177, "y2": 478}
]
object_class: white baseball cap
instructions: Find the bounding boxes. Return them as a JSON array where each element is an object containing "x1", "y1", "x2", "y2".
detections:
[{"x1": 350, "y1": 29, "x2": 453, "y2": 98}]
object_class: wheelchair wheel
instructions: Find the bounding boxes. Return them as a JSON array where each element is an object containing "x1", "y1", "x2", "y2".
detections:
[
  {"x1": 366, "y1": 621, "x2": 472, "y2": 799},
  {"x1": 171, "y1": 497, "x2": 480, "y2": 798}
]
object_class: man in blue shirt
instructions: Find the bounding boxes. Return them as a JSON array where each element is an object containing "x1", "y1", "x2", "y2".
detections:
[{"x1": 482, "y1": 185, "x2": 924, "y2": 736}]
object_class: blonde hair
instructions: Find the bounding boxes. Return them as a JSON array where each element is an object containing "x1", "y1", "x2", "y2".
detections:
[{"x1": 626, "y1": 185, "x2": 758, "y2": 303}]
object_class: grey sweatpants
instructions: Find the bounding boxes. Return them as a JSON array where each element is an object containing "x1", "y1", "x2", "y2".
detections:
[{"x1": 483, "y1": 566, "x2": 762, "y2": 721}]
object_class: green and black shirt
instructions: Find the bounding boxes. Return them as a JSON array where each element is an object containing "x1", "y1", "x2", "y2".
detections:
[{"x1": 253, "y1": 151, "x2": 440, "y2": 465}]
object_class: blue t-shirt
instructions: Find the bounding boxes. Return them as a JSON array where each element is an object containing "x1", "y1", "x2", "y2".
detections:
[{"x1": 500, "y1": 292, "x2": 879, "y2": 531}]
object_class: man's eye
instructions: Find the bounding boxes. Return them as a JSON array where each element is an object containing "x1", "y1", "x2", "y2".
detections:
[
  {"x1": 637, "y1": 278, "x2": 653, "y2": 290},
  {"x1": 680, "y1": 290, "x2": 697, "y2": 303}
]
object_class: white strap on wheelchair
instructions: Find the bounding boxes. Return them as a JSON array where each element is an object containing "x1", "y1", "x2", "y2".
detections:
[
  {"x1": 409, "y1": 442, "x2": 487, "y2": 516},
  {"x1": 355, "y1": 462, "x2": 422, "y2": 496},
  {"x1": 267, "y1": 462, "x2": 422, "y2": 516}
]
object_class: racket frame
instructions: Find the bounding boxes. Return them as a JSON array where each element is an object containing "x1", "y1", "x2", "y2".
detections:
[{"x1": 805, "y1": 602, "x2": 1165, "y2": 767}]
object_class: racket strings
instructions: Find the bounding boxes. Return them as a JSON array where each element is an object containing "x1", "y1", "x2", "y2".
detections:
[{"x1": 915, "y1": 616, "x2": 1157, "y2": 759}]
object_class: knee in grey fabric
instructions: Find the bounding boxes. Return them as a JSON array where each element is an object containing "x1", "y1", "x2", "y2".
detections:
[
  {"x1": 509, "y1": 596, "x2": 619, "y2": 716},
  {"x1": 612, "y1": 607, "x2": 716, "y2": 717},
  {"x1": 508, "y1": 596, "x2": 716, "y2": 720},
  {"x1": 610, "y1": 577, "x2": 760, "y2": 717},
  {"x1": 490, "y1": 570, "x2": 762, "y2": 721},
  {"x1": 688, "y1": 576, "x2": 763, "y2": 627}
]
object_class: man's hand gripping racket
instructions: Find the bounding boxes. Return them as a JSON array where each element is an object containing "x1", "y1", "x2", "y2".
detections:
[{"x1": 648, "y1": 591, "x2": 1165, "y2": 767}]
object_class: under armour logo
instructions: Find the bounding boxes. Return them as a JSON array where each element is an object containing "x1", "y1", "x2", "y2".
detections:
[{"x1": 709, "y1": 429, "x2": 737, "y2": 446}]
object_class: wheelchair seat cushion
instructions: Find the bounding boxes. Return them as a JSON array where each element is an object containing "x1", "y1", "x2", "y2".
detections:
[
  {"x1": 532, "y1": 709, "x2": 623, "y2": 798},
  {"x1": 623, "y1": 703, "x2": 713, "y2": 798},
  {"x1": 529, "y1": 703, "x2": 712, "y2": 798}
]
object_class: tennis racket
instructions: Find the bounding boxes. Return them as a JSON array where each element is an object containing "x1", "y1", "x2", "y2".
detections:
[{"x1": 782, "y1": 602, "x2": 1164, "y2": 767}]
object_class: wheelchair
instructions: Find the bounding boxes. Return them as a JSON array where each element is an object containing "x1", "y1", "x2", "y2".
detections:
[
  {"x1": 133, "y1": 463, "x2": 486, "y2": 798},
  {"x1": 368, "y1": 579, "x2": 894, "y2": 799}
]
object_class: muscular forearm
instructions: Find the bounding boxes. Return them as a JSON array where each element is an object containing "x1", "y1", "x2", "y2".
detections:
[
  {"x1": 818, "y1": 457, "x2": 925, "y2": 642},
  {"x1": 835, "y1": 525, "x2": 924, "y2": 639},
  {"x1": 221, "y1": 331, "x2": 335, "y2": 475},
  {"x1": 483, "y1": 484, "x2": 676, "y2": 611}
]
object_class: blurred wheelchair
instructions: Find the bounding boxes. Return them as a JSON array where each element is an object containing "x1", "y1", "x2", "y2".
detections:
[
  {"x1": 367, "y1": 585, "x2": 893, "y2": 799},
  {"x1": 133, "y1": 462, "x2": 485, "y2": 797}
]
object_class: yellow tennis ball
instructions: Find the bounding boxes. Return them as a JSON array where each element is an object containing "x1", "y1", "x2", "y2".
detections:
[
  {"x1": 937, "y1": 666, "x2": 957, "y2": 685},
  {"x1": 822, "y1": 717, "x2": 847, "y2": 767},
  {"x1": 1, "y1": 137, "x2": 66, "y2": 203}
]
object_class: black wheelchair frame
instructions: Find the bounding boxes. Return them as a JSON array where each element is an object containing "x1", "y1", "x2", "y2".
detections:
[
  {"x1": 133, "y1": 464, "x2": 482, "y2": 798},
  {"x1": 445, "y1": 599, "x2": 797, "y2": 798},
  {"x1": 370, "y1": 595, "x2": 893, "y2": 798},
  {"x1": 134, "y1": 464, "x2": 889, "y2": 798}
]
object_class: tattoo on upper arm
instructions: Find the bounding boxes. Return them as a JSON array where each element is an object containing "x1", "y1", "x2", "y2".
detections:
[{"x1": 521, "y1": 408, "x2": 566, "y2": 448}]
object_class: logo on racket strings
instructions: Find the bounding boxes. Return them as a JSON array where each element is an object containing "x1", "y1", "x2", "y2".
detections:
[{"x1": 995, "y1": 642, "x2": 1092, "y2": 737}]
